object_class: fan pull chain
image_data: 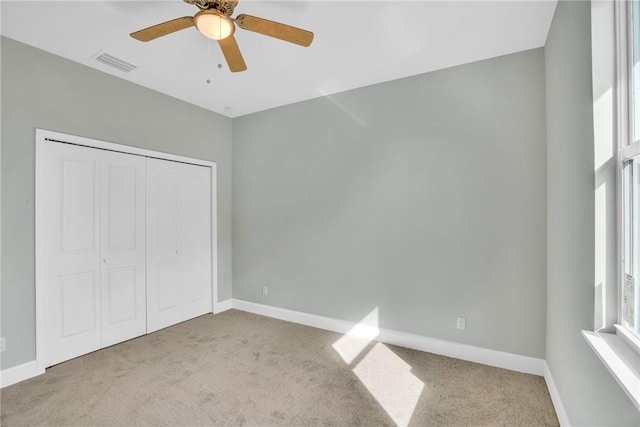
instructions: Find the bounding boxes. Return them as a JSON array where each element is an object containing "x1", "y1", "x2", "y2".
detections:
[
  {"x1": 205, "y1": 41, "x2": 222, "y2": 72},
  {"x1": 217, "y1": 17, "x2": 223, "y2": 69},
  {"x1": 213, "y1": 39, "x2": 223, "y2": 70}
]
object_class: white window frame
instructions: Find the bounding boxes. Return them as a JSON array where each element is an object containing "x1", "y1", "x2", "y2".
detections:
[
  {"x1": 617, "y1": 0, "x2": 640, "y2": 347},
  {"x1": 582, "y1": 0, "x2": 640, "y2": 413}
]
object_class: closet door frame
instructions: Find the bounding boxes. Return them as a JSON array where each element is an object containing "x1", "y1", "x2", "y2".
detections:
[{"x1": 35, "y1": 128, "x2": 220, "y2": 373}]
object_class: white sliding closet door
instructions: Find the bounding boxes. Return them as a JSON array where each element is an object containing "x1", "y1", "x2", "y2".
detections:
[
  {"x1": 100, "y1": 151, "x2": 146, "y2": 347},
  {"x1": 181, "y1": 163, "x2": 212, "y2": 320},
  {"x1": 41, "y1": 142, "x2": 102, "y2": 367},
  {"x1": 41, "y1": 142, "x2": 147, "y2": 367},
  {"x1": 146, "y1": 159, "x2": 182, "y2": 332},
  {"x1": 146, "y1": 158, "x2": 212, "y2": 333}
]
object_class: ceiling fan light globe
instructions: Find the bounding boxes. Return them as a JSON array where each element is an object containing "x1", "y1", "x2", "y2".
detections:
[{"x1": 194, "y1": 10, "x2": 234, "y2": 40}]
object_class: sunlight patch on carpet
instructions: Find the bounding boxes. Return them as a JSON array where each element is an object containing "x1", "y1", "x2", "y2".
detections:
[
  {"x1": 331, "y1": 308, "x2": 424, "y2": 426},
  {"x1": 353, "y1": 342, "x2": 425, "y2": 426}
]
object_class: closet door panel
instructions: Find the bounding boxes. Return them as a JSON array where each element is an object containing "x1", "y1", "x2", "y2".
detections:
[
  {"x1": 60, "y1": 273, "x2": 98, "y2": 337},
  {"x1": 156, "y1": 171, "x2": 180, "y2": 248},
  {"x1": 146, "y1": 159, "x2": 182, "y2": 332},
  {"x1": 181, "y1": 164, "x2": 212, "y2": 320},
  {"x1": 105, "y1": 267, "x2": 137, "y2": 322},
  {"x1": 100, "y1": 151, "x2": 146, "y2": 347},
  {"x1": 157, "y1": 261, "x2": 181, "y2": 309},
  {"x1": 42, "y1": 142, "x2": 101, "y2": 367}
]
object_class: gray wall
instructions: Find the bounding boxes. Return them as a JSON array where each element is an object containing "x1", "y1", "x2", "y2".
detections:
[
  {"x1": 233, "y1": 49, "x2": 548, "y2": 358},
  {"x1": 0, "y1": 36, "x2": 233, "y2": 369},
  {"x1": 544, "y1": 1, "x2": 640, "y2": 425}
]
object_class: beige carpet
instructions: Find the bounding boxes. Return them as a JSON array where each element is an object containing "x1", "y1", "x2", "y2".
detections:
[{"x1": 0, "y1": 310, "x2": 558, "y2": 426}]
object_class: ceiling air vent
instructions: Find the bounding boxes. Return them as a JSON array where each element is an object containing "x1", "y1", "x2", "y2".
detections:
[{"x1": 95, "y1": 53, "x2": 137, "y2": 73}]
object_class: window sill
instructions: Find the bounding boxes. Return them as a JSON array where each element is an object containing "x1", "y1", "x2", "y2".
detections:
[{"x1": 582, "y1": 329, "x2": 640, "y2": 411}]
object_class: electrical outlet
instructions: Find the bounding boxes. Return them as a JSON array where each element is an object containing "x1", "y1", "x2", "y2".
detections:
[
  {"x1": 262, "y1": 286, "x2": 268, "y2": 296},
  {"x1": 457, "y1": 317, "x2": 466, "y2": 330},
  {"x1": 0, "y1": 337, "x2": 6, "y2": 352}
]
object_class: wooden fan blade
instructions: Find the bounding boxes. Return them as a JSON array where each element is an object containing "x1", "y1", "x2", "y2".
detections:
[
  {"x1": 235, "y1": 14, "x2": 313, "y2": 47},
  {"x1": 218, "y1": 35, "x2": 247, "y2": 72},
  {"x1": 130, "y1": 16, "x2": 194, "y2": 42}
]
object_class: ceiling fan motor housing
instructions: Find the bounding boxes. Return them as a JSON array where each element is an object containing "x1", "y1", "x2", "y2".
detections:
[{"x1": 184, "y1": 0, "x2": 237, "y2": 17}]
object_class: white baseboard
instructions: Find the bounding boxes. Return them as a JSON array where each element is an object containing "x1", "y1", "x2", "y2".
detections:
[
  {"x1": 0, "y1": 360, "x2": 45, "y2": 388},
  {"x1": 0, "y1": 300, "x2": 552, "y2": 405},
  {"x1": 232, "y1": 299, "x2": 376, "y2": 338},
  {"x1": 544, "y1": 362, "x2": 571, "y2": 426},
  {"x1": 231, "y1": 299, "x2": 545, "y2": 376},
  {"x1": 214, "y1": 299, "x2": 233, "y2": 314}
]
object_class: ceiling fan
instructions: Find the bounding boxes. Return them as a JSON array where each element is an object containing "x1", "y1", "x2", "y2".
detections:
[{"x1": 130, "y1": 0, "x2": 314, "y2": 73}]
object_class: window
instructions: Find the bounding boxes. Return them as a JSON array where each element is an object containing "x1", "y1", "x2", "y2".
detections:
[
  {"x1": 621, "y1": 1, "x2": 640, "y2": 342},
  {"x1": 582, "y1": 1, "x2": 640, "y2": 412}
]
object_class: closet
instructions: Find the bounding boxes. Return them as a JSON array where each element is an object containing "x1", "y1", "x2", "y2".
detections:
[{"x1": 39, "y1": 136, "x2": 214, "y2": 368}]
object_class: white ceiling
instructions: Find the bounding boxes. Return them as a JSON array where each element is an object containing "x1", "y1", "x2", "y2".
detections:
[{"x1": 1, "y1": 0, "x2": 557, "y2": 118}]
